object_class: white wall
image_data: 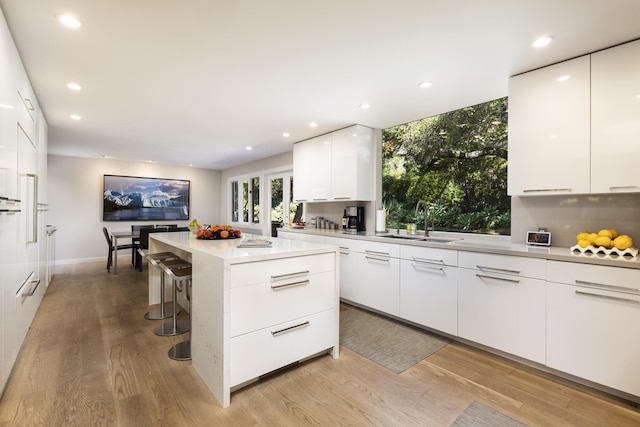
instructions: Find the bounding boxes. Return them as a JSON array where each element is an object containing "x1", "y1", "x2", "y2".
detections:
[{"x1": 48, "y1": 154, "x2": 221, "y2": 265}]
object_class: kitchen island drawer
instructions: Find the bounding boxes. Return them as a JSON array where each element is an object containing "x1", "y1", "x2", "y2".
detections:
[
  {"x1": 548, "y1": 260, "x2": 640, "y2": 293},
  {"x1": 230, "y1": 252, "x2": 335, "y2": 288},
  {"x1": 400, "y1": 245, "x2": 458, "y2": 266},
  {"x1": 459, "y1": 251, "x2": 546, "y2": 279},
  {"x1": 231, "y1": 271, "x2": 336, "y2": 336},
  {"x1": 230, "y1": 309, "x2": 336, "y2": 387}
]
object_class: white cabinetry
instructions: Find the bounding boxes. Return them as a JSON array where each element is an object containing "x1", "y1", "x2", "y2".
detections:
[
  {"x1": 508, "y1": 56, "x2": 591, "y2": 196},
  {"x1": 458, "y1": 252, "x2": 546, "y2": 364},
  {"x1": 293, "y1": 125, "x2": 374, "y2": 202},
  {"x1": 399, "y1": 245, "x2": 458, "y2": 335},
  {"x1": 591, "y1": 39, "x2": 640, "y2": 194},
  {"x1": 547, "y1": 261, "x2": 640, "y2": 397}
]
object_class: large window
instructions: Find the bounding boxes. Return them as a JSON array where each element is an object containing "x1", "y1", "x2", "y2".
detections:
[
  {"x1": 230, "y1": 175, "x2": 260, "y2": 226},
  {"x1": 382, "y1": 97, "x2": 510, "y2": 235}
]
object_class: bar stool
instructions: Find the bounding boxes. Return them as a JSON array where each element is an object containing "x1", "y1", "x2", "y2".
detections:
[
  {"x1": 168, "y1": 278, "x2": 192, "y2": 361},
  {"x1": 154, "y1": 258, "x2": 191, "y2": 337},
  {"x1": 137, "y1": 249, "x2": 184, "y2": 320}
]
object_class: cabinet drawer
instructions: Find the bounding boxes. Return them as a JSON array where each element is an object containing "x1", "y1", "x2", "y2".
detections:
[
  {"x1": 346, "y1": 238, "x2": 400, "y2": 258},
  {"x1": 400, "y1": 245, "x2": 457, "y2": 267},
  {"x1": 459, "y1": 251, "x2": 546, "y2": 279},
  {"x1": 231, "y1": 271, "x2": 335, "y2": 337},
  {"x1": 230, "y1": 309, "x2": 336, "y2": 386},
  {"x1": 230, "y1": 253, "x2": 335, "y2": 288},
  {"x1": 548, "y1": 260, "x2": 640, "y2": 293}
]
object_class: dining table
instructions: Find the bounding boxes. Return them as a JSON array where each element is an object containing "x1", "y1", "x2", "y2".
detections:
[{"x1": 110, "y1": 230, "x2": 139, "y2": 274}]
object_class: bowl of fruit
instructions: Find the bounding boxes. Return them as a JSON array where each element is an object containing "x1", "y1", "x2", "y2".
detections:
[
  {"x1": 195, "y1": 224, "x2": 242, "y2": 240},
  {"x1": 188, "y1": 219, "x2": 202, "y2": 234}
]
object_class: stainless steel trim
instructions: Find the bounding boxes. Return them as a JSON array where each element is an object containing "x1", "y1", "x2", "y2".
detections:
[
  {"x1": 575, "y1": 280, "x2": 640, "y2": 295},
  {"x1": 365, "y1": 255, "x2": 390, "y2": 262},
  {"x1": 575, "y1": 290, "x2": 640, "y2": 304},
  {"x1": 271, "y1": 320, "x2": 310, "y2": 336},
  {"x1": 27, "y1": 174, "x2": 38, "y2": 243},
  {"x1": 24, "y1": 98, "x2": 35, "y2": 111},
  {"x1": 333, "y1": 197, "x2": 351, "y2": 200},
  {"x1": 476, "y1": 265, "x2": 520, "y2": 275},
  {"x1": 365, "y1": 249, "x2": 390, "y2": 256},
  {"x1": 476, "y1": 273, "x2": 520, "y2": 284},
  {"x1": 523, "y1": 188, "x2": 572, "y2": 193},
  {"x1": 270, "y1": 270, "x2": 309, "y2": 280},
  {"x1": 271, "y1": 280, "x2": 310, "y2": 290},
  {"x1": 412, "y1": 263, "x2": 444, "y2": 272},
  {"x1": 609, "y1": 185, "x2": 640, "y2": 191}
]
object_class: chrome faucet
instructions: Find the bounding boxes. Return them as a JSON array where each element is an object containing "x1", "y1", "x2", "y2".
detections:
[{"x1": 415, "y1": 200, "x2": 430, "y2": 237}]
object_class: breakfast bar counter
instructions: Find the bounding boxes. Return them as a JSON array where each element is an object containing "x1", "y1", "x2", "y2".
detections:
[{"x1": 148, "y1": 231, "x2": 340, "y2": 408}]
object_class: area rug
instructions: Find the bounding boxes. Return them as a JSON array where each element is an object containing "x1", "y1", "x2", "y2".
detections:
[
  {"x1": 339, "y1": 305, "x2": 451, "y2": 373},
  {"x1": 451, "y1": 401, "x2": 529, "y2": 427}
]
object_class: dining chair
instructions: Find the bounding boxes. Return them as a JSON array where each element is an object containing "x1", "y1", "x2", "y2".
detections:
[{"x1": 103, "y1": 226, "x2": 136, "y2": 273}]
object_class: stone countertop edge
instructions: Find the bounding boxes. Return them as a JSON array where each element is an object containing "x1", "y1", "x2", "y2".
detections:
[{"x1": 277, "y1": 228, "x2": 640, "y2": 270}]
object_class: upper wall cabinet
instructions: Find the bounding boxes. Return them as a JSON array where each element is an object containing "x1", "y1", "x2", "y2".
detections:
[
  {"x1": 293, "y1": 125, "x2": 374, "y2": 202},
  {"x1": 508, "y1": 39, "x2": 640, "y2": 196},
  {"x1": 508, "y1": 56, "x2": 591, "y2": 196},
  {"x1": 590, "y1": 39, "x2": 640, "y2": 194}
]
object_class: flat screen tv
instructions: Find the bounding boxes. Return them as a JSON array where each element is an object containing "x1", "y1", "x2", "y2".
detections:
[{"x1": 103, "y1": 174, "x2": 190, "y2": 221}]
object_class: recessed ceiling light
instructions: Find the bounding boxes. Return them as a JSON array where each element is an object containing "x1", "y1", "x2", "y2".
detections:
[
  {"x1": 309, "y1": 122, "x2": 317, "y2": 128},
  {"x1": 556, "y1": 75, "x2": 571, "y2": 82},
  {"x1": 282, "y1": 132, "x2": 290, "y2": 137},
  {"x1": 246, "y1": 146, "x2": 253, "y2": 151},
  {"x1": 66, "y1": 82, "x2": 82, "y2": 91},
  {"x1": 57, "y1": 14, "x2": 81, "y2": 28},
  {"x1": 100, "y1": 155, "x2": 110, "y2": 159},
  {"x1": 70, "y1": 114, "x2": 81, "y2": 120},
  {"x1": 360, "y1": 103, "x2": 371, "y2": 109},
  {"x1": 418, "y1": 81, "x2": 432, "y2": 89},
  {"x1": 532, "y1": 36, "x2": 553, "y2": 48}
]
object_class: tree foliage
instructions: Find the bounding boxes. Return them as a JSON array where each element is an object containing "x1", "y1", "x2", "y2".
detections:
[{"x1": 382, "y1": 97, "x2": 510, "y2": 234}]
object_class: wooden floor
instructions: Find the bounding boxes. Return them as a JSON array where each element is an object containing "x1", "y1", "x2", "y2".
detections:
[{"x1": 1, "y1": 262, "x2": 639, "y2": 426}]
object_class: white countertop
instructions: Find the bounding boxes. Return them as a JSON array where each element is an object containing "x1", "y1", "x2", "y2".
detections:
[
  {"x1": 150, "y1": 231, "x2": 338, "y2": 264},
  {"x1": 278, "y1": 228, "x2": 640, "y2": 269}
]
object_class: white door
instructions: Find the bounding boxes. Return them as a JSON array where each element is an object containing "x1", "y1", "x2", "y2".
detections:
[{"x1": 265, "y1": 172, "x2": 302, "y2": 237}]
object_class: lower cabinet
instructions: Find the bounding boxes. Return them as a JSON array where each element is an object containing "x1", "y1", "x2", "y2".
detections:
[
  {"x1": 458, "y1": 252, "x2": 546, "y2": 364},
  {"x1": 399, "y1": 245, "x2": 458, "y2": 335},
  {"x1": 547, "y1": 261, "x2": 640, "y2": 397}
]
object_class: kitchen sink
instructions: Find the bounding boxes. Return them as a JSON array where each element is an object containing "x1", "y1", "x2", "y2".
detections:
[{"x1": 379, "y1": 234, "x2": 459, "y2": 244}]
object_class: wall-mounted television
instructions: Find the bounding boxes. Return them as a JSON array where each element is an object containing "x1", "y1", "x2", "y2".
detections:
[{"x1": 103, "y1": 174, "x2": 190, "y2": 221}]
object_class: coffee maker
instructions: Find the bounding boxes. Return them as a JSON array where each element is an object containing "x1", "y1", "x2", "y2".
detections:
[{"x1": 345, "y1": 206, "x2": 365, "y2": 232}]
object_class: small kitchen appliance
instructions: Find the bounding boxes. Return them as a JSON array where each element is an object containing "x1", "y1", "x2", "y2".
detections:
[{"x1": 345, "y1": 206, "x2": 365, "y2": 232}]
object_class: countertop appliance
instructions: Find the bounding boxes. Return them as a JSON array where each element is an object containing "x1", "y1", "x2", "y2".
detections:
[{"x1": 345, "y1": 206, "x2": 365, "y2": 232}]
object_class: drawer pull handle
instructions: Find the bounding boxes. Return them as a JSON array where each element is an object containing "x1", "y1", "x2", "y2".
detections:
[
  {"x1": 365, "y1": 255, "x2": 390, "y2": 263},
  {"x1": 365, "y1": 250, "x2": 390, "y2": 256},
  {"x1": 271, "y1": 321, "x2": 310, "y2": 336},
  {"x1": 609, "y1": 185, "x2": 640, "y2": 191},
  {"x1": 575, "y1": 290, "x2": 640, "y2": 304},
  {"x1": 412, "y1": 256, "x2": 444, "y2": 265},
  {"x1": 476, "y1": 265, "x2": 520, "y2": 275},
  {"x1": 271, "y1": 280, "x2": 310, "y2": 290},
  {"x1": 271, "y1": 270, "x2": 309, "y2": 280},
  {"x1": 476, "y1": 273, "x2": 520, "y2": 284},
  {"x1": 522, "y1": 188, "x2": 572, "y2": 193},
  {"x1": 575, "y1": 280, "x2": 640, "y2": 295},
  {"x1": 17, "y1": 278, "x2": 40, "y2": 297},
  {"x1": 340, "y1": 252, "x2": 349, "y2": 256},
  {"x1": 412, "y1": 263, "x2": 444, "y2": 272}
]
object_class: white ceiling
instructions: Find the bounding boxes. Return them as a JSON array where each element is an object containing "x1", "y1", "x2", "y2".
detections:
[{"x1": 2, "y1": 1, "x2": 640, "y2": 170}]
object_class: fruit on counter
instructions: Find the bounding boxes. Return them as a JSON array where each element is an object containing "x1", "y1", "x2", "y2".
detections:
[
  {"x1": 613, "y1": 235, "x2": 633, "y2": 250},
  {"x1": 203, "y1": 229, "x2": 212, "y2": 239},
  {"x1": 219, "y1": 230, "x2": 229, "y2": 238},
  {"x1": 196, "y1": 229, "x2": 204, "y2": 238},
  {"x1": 586, "y1": 233, "x2": 599, "y2": 244},
  {"x1": 576, "y1": 231, "x2": 590, "y2": 241},
  {"x1": 593, "y1": 236, "x2": 613, "y2": 249},
  {"x1": 608, "y1": 229, "x2": 620, "y2": 239},
  {"x1": 597, "y1": 229, "x2": 613, "y2": 239},
  {"x1": 189, "y1": 219, "x2": 201, "y2": 227},
  {"x1": 233, "y1": 229, "x2": 242, "y2": 237},
  {"x1": 577, "y1": 239, "x2": 591, "y2": 248}
]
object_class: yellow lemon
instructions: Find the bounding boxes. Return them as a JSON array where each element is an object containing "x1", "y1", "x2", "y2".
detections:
[
  {"x1": 576, "y1": 231, "x2": 590, "y2": 241},
  {"x1": 577, "y1": 239, "x2": 591, "y2": 248},
  {"x1": 597, "y1": 229, "x2": 613, "y2": 239},
  {"x1": 593, "y1": 236, "x2": 613, "y2": 248},
  {"x1": 613, "y1": 235, "x2": 633, "y2": 250},
  {"x1": 586, "y1": 233, "x2": 599, "y2": 244},
  {"x1": 608, "y1": 229, "x2": 620, "y2": 239}
]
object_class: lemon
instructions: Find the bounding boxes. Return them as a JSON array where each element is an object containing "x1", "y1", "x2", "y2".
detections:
[
  {"x1": 608, "y1": 229, "x2": 620, "y2": 239},
  {"x1": 613, "y1": 235, "x2": 633, "y2": 250},
  {"x1": 597, "y1": 229, "x2": 613, "y2": 239},
  {"x1": 576, "y1": 231, "x2": 590, "y2": 241},
  {"x1": 593, "y1": 236, "x2": 613, "y2": 248},
  {"x1": 586, "y1": 233, "x2": 599, "y2": 244},
  {"x1": 577, "y1": 239, "x2": 591, "y2": 248}
]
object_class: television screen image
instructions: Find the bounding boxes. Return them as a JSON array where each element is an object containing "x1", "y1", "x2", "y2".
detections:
[{"x1": 103, "y1": 174, "x2": 190, "y2": 221}]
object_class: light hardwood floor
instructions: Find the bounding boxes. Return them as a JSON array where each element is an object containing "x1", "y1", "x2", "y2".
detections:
[{"x1": 1, "y1": 261, "x2": 639, "y2": 426}]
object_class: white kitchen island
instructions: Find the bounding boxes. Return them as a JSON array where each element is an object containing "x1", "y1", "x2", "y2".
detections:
[{"x1": 148, "y1": 232, "x2": 340, "y2": 408}]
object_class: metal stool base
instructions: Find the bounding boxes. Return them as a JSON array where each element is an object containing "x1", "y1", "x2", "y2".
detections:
[
  {"x1": 154, "y1": 319, "x2": 189, "y2": 337},
  {"x1": 168, "y1": 340, "x2": 191, "y2": 361},
  {"x1": 144, "y1": 304, "x2": 180, "y2": 320}
]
